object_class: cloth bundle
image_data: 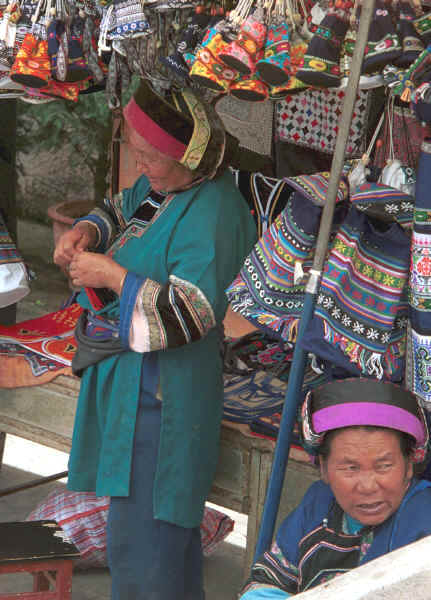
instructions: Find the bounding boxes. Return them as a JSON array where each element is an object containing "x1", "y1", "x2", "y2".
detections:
[{"x1": 27, "y1": 488, "x2": 235, "y2": 568}]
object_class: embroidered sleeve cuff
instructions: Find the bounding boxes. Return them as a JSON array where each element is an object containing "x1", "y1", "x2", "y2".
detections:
[
  {"x1": 119, "y1": 275, "x2": 217, "y2": 354},
  {"x1": 119, "y1": 271, "x2": 147, "y2": 349},
  {"x1": 74, "y1": 208, "x2": 115, "y2": 251}
]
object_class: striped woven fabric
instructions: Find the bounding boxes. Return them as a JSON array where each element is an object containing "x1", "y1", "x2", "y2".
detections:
[
  {"x1": 226, "y1": 192, "x2": 323, "y2": 342},
  {"x1": 285, "y1": 171, "x2": 349, "y2": 207},
  {"x1": 27, "y1": 489, "x2": 234, "y2": 568},
  {"x1": 351, "y1": 181, "x2": 414, "y2": 229},
  {"x1": 301, "y1": 207, "x2": 410, "y2": 380}
]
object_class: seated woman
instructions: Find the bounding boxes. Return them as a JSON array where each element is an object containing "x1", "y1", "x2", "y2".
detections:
[{"x1": 240, "y1": 378, "x2": 431, "y2": 599}]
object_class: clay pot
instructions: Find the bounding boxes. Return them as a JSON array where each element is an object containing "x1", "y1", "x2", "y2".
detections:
[{"x1": 47, "y1": 199, "x2": 96, "y2": 247}]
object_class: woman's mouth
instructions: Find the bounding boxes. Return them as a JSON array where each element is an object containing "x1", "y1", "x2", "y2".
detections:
[{"x1": 356, "y1": 501, "x2": 385, "y2": 514}]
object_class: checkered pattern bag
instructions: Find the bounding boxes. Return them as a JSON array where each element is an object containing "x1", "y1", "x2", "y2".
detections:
[{"x1": 275, "y1": 87, "x2": 371, "y2": 157}]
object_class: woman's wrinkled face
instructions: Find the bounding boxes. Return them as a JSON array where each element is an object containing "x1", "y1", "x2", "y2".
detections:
[
  {"x1": 124, "y1": 120, "x2": 194, "y2": 192},
  {"x1": 320, "y1": 427, "x2": 413, "y2": 526}
]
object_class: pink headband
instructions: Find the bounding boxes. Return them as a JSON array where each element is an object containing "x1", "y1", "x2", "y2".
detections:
[{"x1": 123, "y1": 97, "x2": 187, "y2": 161}]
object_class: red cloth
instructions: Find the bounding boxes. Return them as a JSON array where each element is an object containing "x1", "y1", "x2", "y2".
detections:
[{"x1": 0, "y1": 304, "x2": 82, "y2": 366}]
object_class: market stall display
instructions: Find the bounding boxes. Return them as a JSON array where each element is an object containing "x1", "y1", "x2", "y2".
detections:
[{"x1": 3, "y1": 0, "x2": 431, "y2": 585}]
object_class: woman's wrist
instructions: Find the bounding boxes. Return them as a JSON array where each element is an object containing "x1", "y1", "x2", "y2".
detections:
[
  {"x1": 75, "y1": 221, "x2": 100, "y2": 248},
  {"x1": 111, "y1": 267, "x2": 128, "y2": 296},
  {"x1": 118, "y1": 270, "x2": 128, "y2": 295}
]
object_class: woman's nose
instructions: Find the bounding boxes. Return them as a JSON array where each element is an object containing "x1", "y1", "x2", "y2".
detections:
[{"x1": 356, "y1": 472, "x2": 379, "y2": 494}]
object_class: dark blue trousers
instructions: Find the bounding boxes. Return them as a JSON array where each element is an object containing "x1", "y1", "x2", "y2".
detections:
[{"x1": 106, "y1": 355, "x2": 205, "y2": 600}]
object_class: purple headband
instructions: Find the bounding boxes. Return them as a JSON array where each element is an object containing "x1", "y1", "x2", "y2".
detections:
[{"x1": 313, "y1": 402, "x2": 426, "y2": 445}]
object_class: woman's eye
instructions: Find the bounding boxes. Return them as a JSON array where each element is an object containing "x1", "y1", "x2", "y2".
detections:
[
  {"x1": 339, "y1": 465, "x2": 358, "y2": 472},
  {"x1": 377, "y1": 463, "x2": 392, "y2": 471}
]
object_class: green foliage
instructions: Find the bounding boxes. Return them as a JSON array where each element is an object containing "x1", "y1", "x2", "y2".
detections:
[{"x1": 16, "y1": 91, "x2": 113, "y2": 199}]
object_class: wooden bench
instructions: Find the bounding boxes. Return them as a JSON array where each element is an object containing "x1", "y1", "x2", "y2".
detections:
[{"x1": 0, "y1": 375, "x2": 318, "y2": 576}]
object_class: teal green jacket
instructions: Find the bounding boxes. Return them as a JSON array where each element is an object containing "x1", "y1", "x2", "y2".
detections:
[{"x1": 67, "y1": 170, "x2": 257, "y2": 527}]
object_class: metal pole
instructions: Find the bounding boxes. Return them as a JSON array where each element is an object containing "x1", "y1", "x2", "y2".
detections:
[
  {"x1": 0, "y1": 471, "x2": 68, "y2": 498},
  {"x1": 0, "y1": 100, "x2": 17, "y2": 327},
  {"x1": 254, "y1": 0, "x2": 377, "y2": 560}
]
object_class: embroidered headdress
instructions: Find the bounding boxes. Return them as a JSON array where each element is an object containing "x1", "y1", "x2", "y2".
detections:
[
  {"x1": 301, "y1": 378, "x2": 429, "y2": 463},
  {"x1": 123, "y1": 78, "x2": 231, "y2": 179}
]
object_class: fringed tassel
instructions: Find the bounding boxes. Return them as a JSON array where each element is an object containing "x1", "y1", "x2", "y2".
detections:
[
  {"x1": 294, "y1": 261, "x2": 305, "y2": 286},
  {"x1": 382, "y1": 339, "x2": 406, "y2": 379},
  {"x1": 256, "y1": 314, "x2": 299, "y2": 343},
  {"x1": 322, "y1": 322, "x2": 385, "y2": 378},
  {"x1": 364, "y1": 352, "x2": 384, "y2": 379}
]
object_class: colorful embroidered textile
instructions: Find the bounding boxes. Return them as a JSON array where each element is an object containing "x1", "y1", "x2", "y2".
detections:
[
  {"x1": 285, "y1": 171, "x2": 349, "y2": 207},
  {"x1": 223, "y1": 331, "x2": 293, "y2": 380},
  {"x1": 296, "y1": 8, "x2": 350, "y2": 88},
  {"x1": 226, "y1": 185, "x2": 348, "y2": 342},
  {"x1": 275, "y1": 88, "x2": 371, "y2": 158},
  {"x1": 406, "y1": 324, "x2": 431, "y2": 409},
  {"x1": 226, "y1": 192, "x2": 320, "y2": 342},
  {"x1": 222, "y1": 371, "x2": 286, "y2": 423},
  {"x1": 124, "y1": 272, "x2": 216, "y2": 353},
  {"x1": 361, "y1": 0, "x2": 402, "y2": 74},
  {"x1": 0, "y1": 304, "x2": 82, "y2": 366},
  {"x1": 351, "y1": 181, "x2": 414, "y2": 229},
  {"x1": 406, "y1": 139, "x2": 431, "y2": 408},
  {"x1": 27, "y1": 488, "x2": 234, "y2": 568},
  {"x1": 109, "y1": 0, "x2": 150, "y2": 41},
  {"x1": 301, "y1": 207, "x2": 410, "y2": 380},
  {"x1": 394, "y1": 0, "x2": 424, "y2": 68}
]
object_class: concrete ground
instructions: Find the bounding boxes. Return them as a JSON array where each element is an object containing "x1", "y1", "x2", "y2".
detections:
[{"x1": 0, "y1": 218, "x2": 248, "y2": 599}]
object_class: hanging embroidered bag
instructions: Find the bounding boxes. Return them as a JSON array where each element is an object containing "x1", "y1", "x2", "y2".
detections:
[{"x1": 301, "y1": 206, "x2": 410, "y2": 380}]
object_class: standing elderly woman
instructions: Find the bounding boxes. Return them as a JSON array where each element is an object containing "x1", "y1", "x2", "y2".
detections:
[
  {"x1": 53, "y1": 79, "x2": 256, "y2": 600},
  {"x1": 240, "y1": 378, "x2": 431, "y2": 599}
]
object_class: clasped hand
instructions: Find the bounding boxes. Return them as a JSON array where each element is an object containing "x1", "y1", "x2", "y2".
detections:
[{"x1": 53, "y1": 224, "x2": 126, "y2": 295}]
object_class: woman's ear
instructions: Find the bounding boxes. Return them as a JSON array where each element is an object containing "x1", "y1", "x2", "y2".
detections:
[{"x1": 405, "y1": 458, "x2": 414, "y2": 485}]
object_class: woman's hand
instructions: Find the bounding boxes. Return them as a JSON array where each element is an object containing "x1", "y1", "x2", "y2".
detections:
[
  {"x1": 53, "y1": 223, "x2": 98, "y2": 271},
  {"x1": 69, "y1": 251, "x2": 127, "y2": 295}
]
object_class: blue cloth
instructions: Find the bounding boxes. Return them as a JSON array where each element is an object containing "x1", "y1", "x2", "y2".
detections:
[
  {"x1": 345, "y1": 513, "x2": 363, "y2": 535},
  {"x1": 277, "y1": 478, "x2": 431, "y2": 568},
  {"x1": 241, "y1": 478, "x2": 431, "y2": 598},
  {"x1": 241, "y1": 589, "x2": 290, "y2": 599},
  {"x1": 106, "y1": 352, "x2": 204, "y2": 600}
]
